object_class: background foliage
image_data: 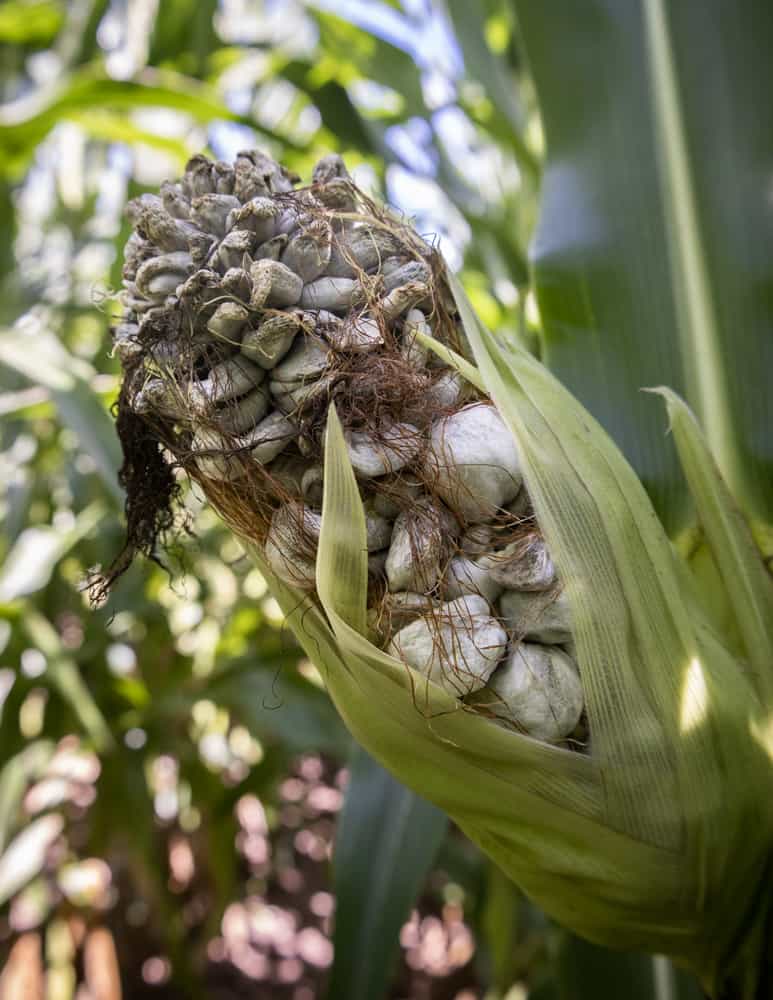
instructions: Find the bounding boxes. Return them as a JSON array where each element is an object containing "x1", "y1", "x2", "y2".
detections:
[{"x1": 0, "y1": 0, "x2": 728, "y2": 997}]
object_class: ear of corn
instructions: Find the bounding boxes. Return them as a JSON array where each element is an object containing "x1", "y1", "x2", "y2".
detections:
[
  {"x1": 252, "y1": 279, "x2": 773, "y2": 996},
  {"x1": 113, "y1": 149, "x2": 592, "y2": 746},
  {"x1": 109, "y1": 150, "x2": 773, "y2": 996}
]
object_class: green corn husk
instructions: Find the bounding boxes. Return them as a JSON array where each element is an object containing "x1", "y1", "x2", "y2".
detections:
[{"x1": 246, "y1": 278, "x2": 773, "y2": 997}]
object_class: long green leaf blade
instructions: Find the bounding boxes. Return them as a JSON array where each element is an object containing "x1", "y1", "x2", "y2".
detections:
[
  {"x1": 555, "y1": 934, "x2": 656, "y2": 1000},
  {"x1": 0, "y1": 741, "x2": 53, "y2": 853},
  {"x1": 511, "y1": 0, "x2": 773, "y2": 534},
  {"x1": 0, "y1": 326, "x2": 122, "y2": 503},
  {"x1": 22, "y1": 610, "x2": 113, "y2": 751},
  {"x1": 444, "y1": 0, "x2": 538, "y2": 180},
  {"x1": 317, "y1": 405, "x2": 368, "y2": 637},
  {"x1": 326, "y1": 746, "x2": 448, "y2": 1000},
  {"x1": 655, "y1": 388, "x2": 773, "y2": 707}
]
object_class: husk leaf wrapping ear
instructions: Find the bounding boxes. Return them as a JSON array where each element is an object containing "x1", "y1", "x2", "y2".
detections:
[{"x1": 245, "y1": 278, "x2": 773, "y2": 996}]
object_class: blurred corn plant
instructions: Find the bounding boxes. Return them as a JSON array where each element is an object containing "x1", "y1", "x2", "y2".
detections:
[{"x1": 1, "y1": 1, "x2": 771, "y2": 999}]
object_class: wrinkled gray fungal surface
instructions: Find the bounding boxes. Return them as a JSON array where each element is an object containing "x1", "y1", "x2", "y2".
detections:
[
  {"x1": 472, "y1": 643, "x2": 584, "y2": 742},
  {"x1": 388, "y1": 596, "x2": 507, "y2": 698},
  {"x1": 115, "y1": 149, "x2": 586, "y2": 748}
]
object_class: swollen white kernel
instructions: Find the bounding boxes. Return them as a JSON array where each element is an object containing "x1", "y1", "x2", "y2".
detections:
[
  {"x1": 191, "y1": 356, "x2": 265, "y2": 410},
  {"x1": 263, "y1": 502, "x2": 321, "y2": 589},
  {"x1": 206, "y1": 301, "x2": 249, "y2": 340},
  {"x1": 497, "y1": 588, "x2": 573, "y2": 644},
  {"x1": 425, "y1": 403, "x2": 522, "y2": 523},
  {"x1": 482, "y1": 536, "x2": 556, "y2": 591},
  {"x1": 443, "y1": 556, "x2": 503, "y2": 604},
  {"x1": 249, "y1": 260, "x2": 303, "y2": 308},
  {"x1": 246, "y1": 411, "x2": 297, "y2": 464},
  {"x1": 299, "y1": 276, "x2": 361, "y2": 312},
  {"x1": 388, "y1": 595, "x2": 507, "y2": 698},
  {"x1": 241, "y1": 314, "x2": 300, "y2": 369},
  {"x1": 484, "y1": 643, "x2": 583, "y2": 742},
  {"x1": 385, "y1": 498, "x2": 455, "y2": 593},
  {"x1": 215, "y1": 384, "x2": 270, "y2": 434},
  {"x1": 272, "y1": 334, "x2": 330, "y2": 383},
  {"x1": 344, "y1": 423, "x2": 422, "y2": 478}
]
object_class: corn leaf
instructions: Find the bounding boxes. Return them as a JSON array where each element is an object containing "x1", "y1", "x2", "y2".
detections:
[
  {"x1": 311, "y1": 9, "x2": 426, "y2": 119},
  {"x1": 0, "y1": 501, "x2": 104, "y2": 602},
  {"x1": 511, "y1": 0, "x2": 773, "y2": 538},
  {"x1": 0, "y1": 0, "x2": 63, "y2": 46},
  {"x1": 555, "y1": 935, "x2": 657, "y2": 1000},
  {"x1": 444, "y1": 0, "x2": 538, "y2": 180},
  {"x1": 206, "y1": 666, "x2": 352, "y2": 759},
  {"x1": 654, "y1": 388, "x2": 773, "y2": 708},
  {"x1": 22, "y1": 610, "x2": 113, "y2": 751},
  {"x1": 278, "y1": 58, "x2": 382, "y2": 156},
  {"x1": 326, "y1": 746, "x2": 447, "y2": 1000},
  {"x1": 0, "y1": 326, "x2": 122, "y2": 503},
  {"x1": 148, "y1": 0, "x2": 218, "y2": 76},
  {"x1": 0, "y1": 65, "x2": 298, "y2": 174},
  {"x1": 0, "y1": 741, "x2": 54, "y2": 853},
  {"x1": 481, "y1": 866, "x2": 522, "y2": 993}
]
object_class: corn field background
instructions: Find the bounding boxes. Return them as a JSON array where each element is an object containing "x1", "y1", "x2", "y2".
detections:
[{"x1": 0, "y1": 1, "x2": 770, "y2": 998}]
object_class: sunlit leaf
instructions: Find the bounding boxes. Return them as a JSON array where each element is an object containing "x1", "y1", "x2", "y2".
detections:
[
  {"x1": 208, "y1": 666, "x2": 352, "y2": 759},
  {"x1": 0, "y1": 502, "x2": 105, "y2": 602},
  {"x1": 654, "y1": 388, "x2": 773, "y2": 705},
  {"x1": 66, "y1": 109, "x2": 190, "y2": 163},
  {"x1": 445, "y1": 0, "x2": 537, "y2": 179},
  {"x1": 0, "y1": 326, "x2": 122, "y2": 503},
  {"x1": 279, "y1": 58, "x2": 382, "y2": 156},
  {"x1": 148, "y1": 0, "x2": 218, "y2": 77},
  {"x1": 312, "y1": 10, "x2": 426, "y2": 119},
  {"x1": 0, "y1": 65, "x2": 301, "y2": 174},
  {"x1": 0, "y1": 813, "x2": 63, "y2": 905},
  {"x1": 0, "y1": 0, "x2": 63, "y2": 46},
  {"x1": 0, "y1": 741, "x2": 53, "y2": 852}
]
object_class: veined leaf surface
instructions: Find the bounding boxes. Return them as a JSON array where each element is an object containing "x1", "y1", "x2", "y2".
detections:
[{"x1": 512, "y1": 0, "x2": 773, "y2": 537}]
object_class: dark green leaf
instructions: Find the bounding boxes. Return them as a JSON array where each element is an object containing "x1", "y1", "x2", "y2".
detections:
[
  {"x1": 481, "y1": 865, "x2": 522, "y2": 992},
  {"x1": 555, "y1": 934, "x2": 656, "y2": 1000},
  {"x1": 512, "y1": 0, "x2": 773, "y2": 534},
  {"x1": 59, "y1": 0, "x2": 110, "y2": 67},
  {"x1": 208, "y1": 665, "x2": 351, "y2": 759},
  {"x1": 0, "y1": 179, "x2": 16, "y2": 297},
  {"x1": 326, "y1": 746, "x2": 448, "y2": 1000},
  {"x1": 313, "y1": 11, "x2": 426, "y2": 119},
  {"x1": 149, "y1": 0, "x2": 219, "y2": 77},
  {"x1": 552, "y1": 935, "x2": 705, "y2": 1000},
  {"x1": 280, "y1": 59, "x2": 380, "y2": 155}
]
